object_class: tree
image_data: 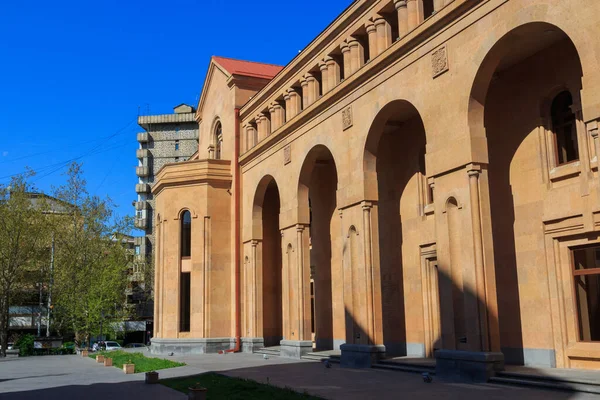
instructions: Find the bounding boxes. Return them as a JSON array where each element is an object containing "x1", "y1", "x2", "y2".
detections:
[
  {"x1": 0, "y1": 173, "x2": 49, "y2": 357},
  {"x1": 51, "y1": 163, "x2": 131, "y2": 345}
]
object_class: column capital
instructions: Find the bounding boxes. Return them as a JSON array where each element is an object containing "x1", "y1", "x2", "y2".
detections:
[
  {"x1": 373, "y1": 16, "x2": 387, "y2": 27},
  {"x1": 251, "y1": 239, "x2": 259, "y2": 247},
  {"x1": 361, "y1": 200, "x2": 374, "y2": 210},
  {"x1": 287, "y1": 87, "x2": 299, "y2": 95},
  {"x1": 347, "y1": 37, "x2": 360, "y2": 47},
  {"x1": 588, "y1": 119, "x2": 599, "y2": 137},
  {"x1": 394, "y1": 0, "x2": 407, "y2": 8},
  {"x1": 366, "y1": 20, "x2": 377, "y2": 33},
  {"x1": 296, "y1": 223, "x2": 308, "y2": 232},
  {"x1": 319, "y1": 62, "x2": 328, "y2": 72},
  {"x1": 340, "y1": 41, "x2": 350, "y2": 53},
  {"x1": 268, "y1": 104, "x2": 276, "y2": 114}
]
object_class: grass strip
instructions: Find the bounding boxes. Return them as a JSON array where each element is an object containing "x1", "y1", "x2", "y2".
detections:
[
  {"x1": 160, "y1": 372, "x2": 321, "y2": 399},
  {"x1": 89, "y1": 350, "x2": 185, "y2": 373}
]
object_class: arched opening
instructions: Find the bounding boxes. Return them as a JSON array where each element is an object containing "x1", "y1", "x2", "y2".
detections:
[
  {"x1": 214, "y1": 121, "x2": 223, "y2": 160},
  {"x1": 180, "y1": 210, "x2": 191, "y2": 258},
  {"x1": 298, "y1": 145, "x2": 339, "y2": 351},
  {"x1": 364, "y1": 100, "x2": 429, "y2": 356},
  {"x1": 179, "y1": 210, "x2": 191, "y2": 332},
  {"x1": 253, "y1": 176, "x2": 283, "y2": 347},
  {"x1": 469, "y1": 22, "x2": 584, "y2": 365}
]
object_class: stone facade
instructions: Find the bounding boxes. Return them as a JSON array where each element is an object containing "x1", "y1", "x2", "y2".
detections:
[{"x1": 151, "y1": 0, "x2": 600, "y2": 375}]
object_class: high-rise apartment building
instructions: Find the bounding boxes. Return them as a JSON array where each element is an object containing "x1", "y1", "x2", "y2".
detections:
[{"x1": 134, "y1": 104, "x2": 199, "y2": 259}]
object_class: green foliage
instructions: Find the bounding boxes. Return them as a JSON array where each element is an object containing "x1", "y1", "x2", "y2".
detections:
[
  {"x1": 50, "y1": 163, "x2": 132, "y2": 342},
  {"x1": 15, "y1": 334, "x2": 35, "y2": 356},
  {"x1": 89, "y1": 350, "x2": 185, "y2": 373},
  {"x1": 0, "y1": 172, "x2": 51, "y2": 356},
  {"x1": 160, "y1": 373, "x2": 322, "y2": 399}
]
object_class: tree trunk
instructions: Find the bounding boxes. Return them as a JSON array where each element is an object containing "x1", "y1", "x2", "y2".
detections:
[{"x1": 0, "y1": 291, "x2": 9, "y2": 357}]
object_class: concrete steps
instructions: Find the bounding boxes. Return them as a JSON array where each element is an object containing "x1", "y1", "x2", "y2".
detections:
[
  {"x1": 372, "y1": 359, "x2": 436, "y2": 375},
  {"x1": 301, "y1": 352, "x2": 341, "y2": 363},
  {"x1": 490, "y1": 371, "x2": 600, "y2": 395},
  {"x1": 254, "y1": 347, "x2": 281, "y2": 357}
]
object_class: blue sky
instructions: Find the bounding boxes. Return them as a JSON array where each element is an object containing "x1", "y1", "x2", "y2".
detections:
[{"x1": 0, "y1": 0, "x2": 352, "y2": 222}]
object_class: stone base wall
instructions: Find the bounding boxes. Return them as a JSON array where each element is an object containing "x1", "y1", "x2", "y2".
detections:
[{"x1": 150, "y1": 337, "x2": 235, "y2": 355}]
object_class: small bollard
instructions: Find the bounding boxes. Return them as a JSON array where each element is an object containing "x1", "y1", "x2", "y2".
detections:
[
  {"x1": 96, "y1": 354, "x2": 105, "y2": 363},
  {"x1": 123, "y1": 363, "x2": 135, "y2": 374},
  {"x1": 81, "y1": 350, "x2": 89, "y2": 357},
  {"x1": 187, "y1": 386, "x2": 207, "y2": 400},
  {"x1": 104, "y1": 357, "x2": 113, "y2": 367},
  {"x1": 145, "y1": 371, "x2": 159, "y2": 384}
]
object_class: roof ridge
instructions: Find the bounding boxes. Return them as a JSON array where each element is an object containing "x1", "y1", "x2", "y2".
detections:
[{"x1": 212, "y1": 55, "x2": 284, "y2": 68}]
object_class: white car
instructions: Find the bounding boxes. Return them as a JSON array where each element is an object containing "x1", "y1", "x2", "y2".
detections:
[{"x1": 104, "y1": 341, "x2": 121, "y2": 351}]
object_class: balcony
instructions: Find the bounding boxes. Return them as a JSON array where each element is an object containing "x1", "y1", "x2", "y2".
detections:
[
  {"x1": 134, "y1": 236, "x2": 145, "y2": 246},
  {"x1": 134, "y1": 218, "x2": 148, "y2": 229},
  {"x1": 136, "y1": 166, "x2": 150, "y2": 177},
  {"x1": 136, "y1": 149, "x2": 149, "y2": 159},
  {"x1": 137, "y1": 132, "x2": 149, "y2": 143},
  {"x1": 135, "y1": 183, "x2": 151, "y2": 193}
]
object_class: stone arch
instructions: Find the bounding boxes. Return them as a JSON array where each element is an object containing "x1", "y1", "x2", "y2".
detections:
[
  {"x1": 468, "y1": 22, "x2": 584, "y2": 146},
  {"x1": 363, "y1": 98, "x2": 429, "y2": 356},
  {"x1": 467, "y1": 20, "x2": 585, "y2": 366},
  {"x1": 363, "y1": 99, "x2": 428, "y2": 201},
  {"x1": 297, "y1": 144, "x2": 340, "y2": 350},
  {"x1": 251, "y1": 174, "x2": 283, "y2": 347}
]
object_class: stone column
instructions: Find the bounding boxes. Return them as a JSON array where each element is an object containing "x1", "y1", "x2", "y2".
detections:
[
  {"x1": 434, "y1": 0, "x2": 444, "y2": 12},
  {"x1": 207, "y1": 144, "x2": 215, "y2": 159},
  {"x1": 300, "y1": 77, "x2": 309, "y2": 109},
  {"x1": 394, "y1": 0, "x2": 408, "y2": 39},
  {"x1": 348, "y1": 38, "x2": 365, "y2": 74},
  {"x1": 296, "y1": 224, "x2": 306, "y2": 340},
  {"x1": 284, "y1": 92, "x2": 292, "y2": 122},
  {"x1": 287, "y1": 88, "x2": 301, "y2": 117},
  {"x1": 467, "y1": 166, "x2": 488, "y2": 352},
  {"x1": 251, "y1": 240, "x2": 259, "y2": 337},
  {"x1": 255, "y1": 115, "x2": 263, "y2": 142},
  {"x1": 374, "y1": 16, "x2": 392, "y2": 55},
  {"x1": 407, "y1": 0, "x2": 419, "y2": 31},
  {"x1": 268, "y1": 104, "x2": 278, "y2": 132},
  {"x1": 276, "y1": 103, "x2": 285, "y2": 129},
  {"x1": 326, "y1": 57, "x2": 340, "y2": 90},
  {"x1": 306, "y1": 73, "x2": 319, "y2": 105},
  {"x1": 362, "y1": 202, "x2": 375, "y2": 344},
  {"x1": 590, "y1": 120, "x2": 599, "y2": 170},
  {"x1": 366, "y1": 21, "x2": 378, "y2": 60},
  {"x1": 262, "y1": 112, "x2": 271, "y2": 137},
  {"x1": 341, "y1": 41, "x2": 352, "y2": 79},
  {"x1": 319, "y1": 61, "x2": 329, "y2": 95}
]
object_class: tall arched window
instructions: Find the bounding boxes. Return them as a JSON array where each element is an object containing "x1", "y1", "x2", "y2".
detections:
[
  {"x1": 180, "y1": 210, "x2": 191, "y2": 258},
  {"x1": 214, "y1": 122, "x2": 223, "y2": 160},
  {"x1": 551, "y1": 91, "x2": 579, "y2": 165}
]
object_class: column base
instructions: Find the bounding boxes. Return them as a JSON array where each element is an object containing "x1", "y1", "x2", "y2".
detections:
[
  {"x1": 435, "y1": 350, "x2": 504, "y2": 382},
  {"x1": 340, "y1": 344, "x2": 386, "y2": 368},
  {"x1": 150, "y1": 337, "x2": 235, "y2": 355},
  {"x1": 280, "y1": 340, "x2": 313, "y2": 358},
  {"x1": 241, "y1": 337, "x2": 264, "y2": 353}
]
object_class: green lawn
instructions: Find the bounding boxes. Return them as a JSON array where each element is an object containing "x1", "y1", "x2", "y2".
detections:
[
  {"x1": 89, "y1": 350, "x2": 185, "y2": 373},
  {"x1": 160, "y1": 373, "x2": 321, "y2": 400}
]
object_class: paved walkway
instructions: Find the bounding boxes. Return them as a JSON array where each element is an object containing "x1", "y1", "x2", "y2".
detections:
[{"x1": 0, "y1": 352, "x2": 595, "y2": 399}]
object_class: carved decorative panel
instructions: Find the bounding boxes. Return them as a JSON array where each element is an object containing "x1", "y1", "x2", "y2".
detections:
[
  {"x1": 342, "y1": 106, "x2": 353, "y2": 131},
  {"x1": 284, "y1": 145, "x2": 291, "y2": 165},
  {"x1": 431, "y1": 44, "x2": 449, "y2": 78}
]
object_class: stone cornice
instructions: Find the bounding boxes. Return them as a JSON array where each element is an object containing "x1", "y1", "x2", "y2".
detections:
[
  {"x1": 152, "y1": 159, "x2": 232, "y2": 195},
  {"x1": 240, "y1": 0, "x2": 480, "y2": 165},
  {"x1": 239, "y1": 0, "x2": 376, "y2": 117}
]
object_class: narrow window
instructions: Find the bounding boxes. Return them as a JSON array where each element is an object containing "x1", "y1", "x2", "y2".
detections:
[
  {"x1": 179, "y1": 272, "x2": 191, "y2": 332},
  {"x1": 175, "y1": 140, "x2": 180, "y2": 151},
  {"x1": 552, "y1": 91, "x2": 579, "y2": 165},
  {"x1": 214, "y1": 122, "x2": 223, "y2": 160},
  {"x1": 180, "y1": 210, "x2": 191, "y2": 258},
  {"x1": 572, "y1": 245, "x2": 600, "y2": 342}
]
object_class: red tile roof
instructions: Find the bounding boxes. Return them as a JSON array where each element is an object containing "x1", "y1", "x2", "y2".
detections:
[{"x1": 212, "y1": 56, "x2": 284, "y2": 80}]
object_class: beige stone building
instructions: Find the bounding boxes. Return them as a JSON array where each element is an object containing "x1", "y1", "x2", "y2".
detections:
[{"x1": 150, "y1": 0, "x2": 600, "y2": 377}]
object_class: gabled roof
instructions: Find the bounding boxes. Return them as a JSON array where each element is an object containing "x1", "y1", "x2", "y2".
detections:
[{"x1": 212, "y1": 56, "x2": 283, "y2": 80}]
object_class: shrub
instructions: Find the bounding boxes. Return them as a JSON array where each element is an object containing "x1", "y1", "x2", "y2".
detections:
[{"x1": 15, "y1": 334, "x2": 35, "y2": 356}]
